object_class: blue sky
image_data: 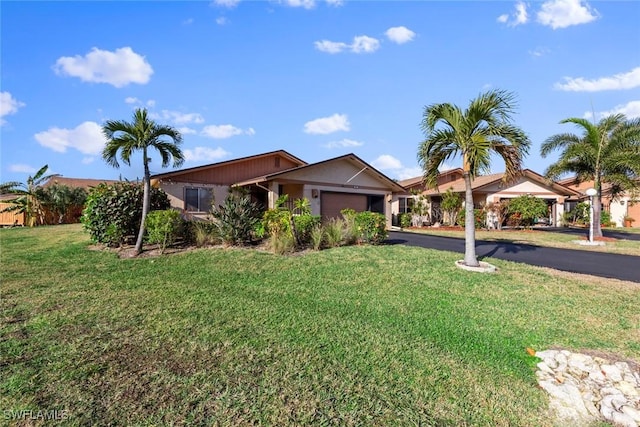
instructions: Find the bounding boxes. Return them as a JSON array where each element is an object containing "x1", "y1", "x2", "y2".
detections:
[{"x1": 1, "y1": 0, "x2": 639, "y2": 184}]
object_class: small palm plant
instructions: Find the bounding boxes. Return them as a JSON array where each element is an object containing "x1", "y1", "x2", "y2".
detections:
[{"x1": 0, "y1": 164, "x2": 59, "y2": 226}]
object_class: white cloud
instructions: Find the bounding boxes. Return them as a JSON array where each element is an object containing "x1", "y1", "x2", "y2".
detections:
[
  {"x1": 315, "y1": 35, "x2": 380, "y2": 54},
  {"x1": 396, "y1": 166, "x2": 424, "y2": 181},
  {"x1": 326, "y1": 0, "x2": 343, "y2": 6},
  {"x1": 184, "y1": 146, "x2": 230, "y2": 162},
  {"x1": 585, "y1": 100, "x2": 640, "y2": 120},
  {"x1": 177, "y1": 127, "x2": 198, "y2": 135},
  {"x1": 497, "y1": 1, "x2": 528, "y2": 27},
  {"x1": 314, "y1": 40, "x2": 349, "y2": 54},
  {"x1": 323, "y1": 138, "x2": 364, "y2": 149},
  {"x1": 216, "y1": 17, "x2": 228, "y2": 25},
  {"x1": 35, "y1": 121, "x2": 106, "y2": 155},
  {"x1": 182, "y1": 18, "x2": 194, "y2": 25},
  {"x1": 304, "y1": 113, "x2": 350, "y2": 134},
  {"x1": 554, "y1": 67, "x2": 640, "y2": 92},
  {"x1": 146, "y1": 99, "x2": 156, "y2": 107},
  {"x1": 385, "y1": 26, "x2": 416, "y2": 44},
  {"x1": 537, "y1": 0, "x2": 598, "y2": 29},
  {"x1": 281, "y1": 0, "x2": 316, "y2": 9},
  {"x1": 151, "y1": 110, "x2": 205, "y2": 124},
  {"x1": 0, "y1": 92, "x2": 25, "y2": 126},
  {"x1": 9, "y1": 164, "x2": 37, "y2": 174},
  {"x1": 82, "y1": 157, "x2": 95, "y2": 165},
  {"x1": 371, "y1": 154, "x2": 402, "y2": 170},
  {"x1": 125, "y1": 96, "x2": 140, "y2": 104},
  {"x1": 213, "y1": 0, "x2": 240, "y2": 8},
  {"x1": 201, "y1": 124, "x2": 255, "y2": 139},
  {"x1": 529, "y1": 47, "x2": 550, "y2": 57},
  {"x1": 351, "y1": 35, "x2": 380, "y2": 53},
  {"x1": 53, "y1": 47, "x2": 153, "y2": 88}
]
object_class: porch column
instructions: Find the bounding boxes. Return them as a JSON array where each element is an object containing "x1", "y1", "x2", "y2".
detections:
[{"x1": 555, "y1": 197, "x2": 565, "y2": 226}]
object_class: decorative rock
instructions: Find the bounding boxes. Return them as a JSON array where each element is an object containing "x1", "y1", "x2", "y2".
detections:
[
  {"x1": 622, "y1": 405, "x2": 640, "y2": 423},
  {"x1": 535, "y1": 349, "x2": 640, "y2": 427},
  {"x1": 602, "y1": 364, "x2": 624, "y2": 382},
  {"x1": 618, "y1": 381, "x2": 639, "y2": 397},
  {"x1": 611, "y1": 411, "x2": 638, "y2": 427}
]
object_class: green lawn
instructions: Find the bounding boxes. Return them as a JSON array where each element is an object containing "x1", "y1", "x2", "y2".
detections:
[
  {"x1": 2, "y1": 224, "x2": 639, "y2": 426},
  {"x1": 403, "y1": 227, "x2": 640, "y2": 256}
]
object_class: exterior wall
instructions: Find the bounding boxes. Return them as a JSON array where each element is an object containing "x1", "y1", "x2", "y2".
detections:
[
  {"x1": 275, "y1": 159, "x2": 386, "y2": 189},
  {"x1": 610, "y1": 199, "x2": 627, "y2": 227},
  {"x1": 160, "y1": 181, "x2": 228, "y2": 218},
  {"x1": 162, "y1": 154, "x2": 300, "y2": 186}
]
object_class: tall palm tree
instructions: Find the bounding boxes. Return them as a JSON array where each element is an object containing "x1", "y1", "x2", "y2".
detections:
[
  {"x1": 0, "y1": 164, "x2": 59, "y2": 226},
  {"x1": 102, "y1": 108, "x2": 184, "y2": 254},
  {"x1": 541, "y1": 114, "x2": 640, "y2": 238},
  {"x1": 418, "y1": 89, "x2": 530, "y2": 267}
]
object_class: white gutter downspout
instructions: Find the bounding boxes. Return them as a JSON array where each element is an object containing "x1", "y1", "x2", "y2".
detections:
[{"x1": 346, "y1": 167, "x2": 368, "y2": 184}]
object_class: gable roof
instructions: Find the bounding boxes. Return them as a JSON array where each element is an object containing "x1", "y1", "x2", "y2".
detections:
[
  {"x1": 235, "y1": 153, "x2": 406, "y2": 193},
  {"x1": 43, "y1": 177, "x2": 122, "y2": 189},
  {"x1": 418, "y1": 169, "x2": 581, "y2": 197},
  {"x1": 150, "y1": 150, "x2": 306, "y2": 180}
]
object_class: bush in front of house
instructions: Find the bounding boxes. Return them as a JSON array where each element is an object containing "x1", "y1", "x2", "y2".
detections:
[
  {"x1": 210, "y1": 187, "x2": 262, "y2": 245},
  {"x1": 353, "y1": 211, "x2": 388, "y2": 244},
  {"x1": 457, "y1": 208, "x2": 486, "y2": 229},
  {"x1": 507, "y1": 195, "x2": 548, "y2": 228},
  {"x1": 81, "y1": 182, "x2": 170, "y2": 246},
  {"x1": 441, "y1": 189, "x2": 462, "y2": 225},
  {"x1": 398, "y1": 212, "x2": 412, "y2": 229},
  {"x1": 145, "y1": 209, "x2": 183, "y2": 253}
]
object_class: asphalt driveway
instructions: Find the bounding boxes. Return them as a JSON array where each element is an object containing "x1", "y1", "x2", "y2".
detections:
[{"x1": 387, "y1": 231, "x2": 640, "y2": 283}]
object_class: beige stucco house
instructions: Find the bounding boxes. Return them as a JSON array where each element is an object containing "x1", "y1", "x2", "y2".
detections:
[
  {"x1": 394, "y1": 168, "x2": 580, "y2": 227},
  {"x1": 151, "y1": 150, "x2": 405, "y2": 228},
  {"x1": 559, "y1": 177, "x2": 640, "y2": 227}
]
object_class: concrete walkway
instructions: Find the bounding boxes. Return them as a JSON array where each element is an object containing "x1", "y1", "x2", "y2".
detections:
[{"x1": 387, "y1": 231, "x2": 640, "y2": 283}]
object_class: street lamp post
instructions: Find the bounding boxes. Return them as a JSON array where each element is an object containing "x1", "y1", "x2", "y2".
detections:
[{"x1": 586, "y1": 188, "x2": 597, "y2": 244}]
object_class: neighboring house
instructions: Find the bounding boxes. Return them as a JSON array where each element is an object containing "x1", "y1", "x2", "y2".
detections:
[
  {"x1": 395, "y1": 168, "x2": 580, "y2": 227},
  {"x1": 42, "y1": 177, "x2": 121, "y2": 190},
  {"x1": 151, "y1": 150, "x2": 405, "y2": 227},
  {"x1": 559, "y1": 177, "x2": 640, "y2": 227}
]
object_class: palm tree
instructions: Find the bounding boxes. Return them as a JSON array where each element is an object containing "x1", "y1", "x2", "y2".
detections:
[
  {"x1": 541, "y1": 114, "x2": 640, "y2": 238},
  {"x1": 418, "y1": 89, "x2": 530, "y2": 267},
  {"x1": 0, "y1": 164, "x2": 59, "y2": 226},
  {"x1": 102, "y1": 108, "x2": 184, "y2": 254}
]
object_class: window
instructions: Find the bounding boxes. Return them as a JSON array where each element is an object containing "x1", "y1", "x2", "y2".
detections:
[
  {"x1": 398, "y1": 197, "x2": 414, "y2": 214},
  {"x1": 185, "y1": 187, "x2": 213, "y2": 212}
]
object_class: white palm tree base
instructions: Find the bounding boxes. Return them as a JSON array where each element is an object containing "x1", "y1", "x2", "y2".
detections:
[{"x1": 455, "y1": 260, "x2": 497, "y2": 273}]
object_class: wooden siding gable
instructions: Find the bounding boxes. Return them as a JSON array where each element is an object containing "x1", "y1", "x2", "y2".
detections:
[{"x1": 157, "y1": 153, "x2": 302, "y2": 185}]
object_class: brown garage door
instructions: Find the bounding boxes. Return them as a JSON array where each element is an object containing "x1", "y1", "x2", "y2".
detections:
[{"x1": 321, "y1": 192, "x2": 367, "y2": 221}]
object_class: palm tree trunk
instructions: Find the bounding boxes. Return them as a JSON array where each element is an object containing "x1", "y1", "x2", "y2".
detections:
[
  {"x1": 135, "y1": 154, "x2": 151, "y2": 254},
  {"x1": 593, "y1": 193, "x2": 603, "y2": 238},
  {"x1": 463, "y1": 171, "x2": 479, "y2": 266}
]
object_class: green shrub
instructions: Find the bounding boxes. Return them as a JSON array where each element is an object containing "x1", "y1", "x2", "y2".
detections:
[
  {"x1": 600, "y1": 210, "x2": 611, "y2": 226},
  {"x1": 145, "y1": 210, "x2": 183, "y2": 253},
  {"x1": 353, "y1": 211, "x2": 387, "y2": 245},
  {"x1": 81, "y1": 182, "x2": 170, "y2": 246},
  {"x1": 293, "y1": 214, "x2": 321, "y2": 246},
  {"x1": 457, "y1": 208, "x2": 486, "y2": 229},
  {"x1": 324, "y1": 218, "x2": 345, "y2": 248},
  {"x1": 210, "y1": 187, "x2": 261, "y2": 245},
  {"x1": 399, "y1": 212, "x2": 412, "y2": 229},
  {"x1": 441, "y1": 189, "x2": 462, "y2": 225},
  {"x1": 186, "y1": 221, "x2": 221, "y2": 247},
  {"x1": 507, "y1": 195, "x2": 548, "y2": 228},
  {"x1": 310, "y1": 224, "x2": 325, "y2": 250},
  {"x1": 340, "y1": 209, "x2": 358, "y2": 245},
  {"x1": 268, "y1": 232, "x2": 296, "y2": 255}
]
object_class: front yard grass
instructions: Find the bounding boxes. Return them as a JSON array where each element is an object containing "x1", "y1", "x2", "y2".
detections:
[
  {"x1": 1, "y1": 224, "x2": 639, "y2": 426},
  {"x1": 405, "y1": 227, "x2": 640, "y2": 256}
]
